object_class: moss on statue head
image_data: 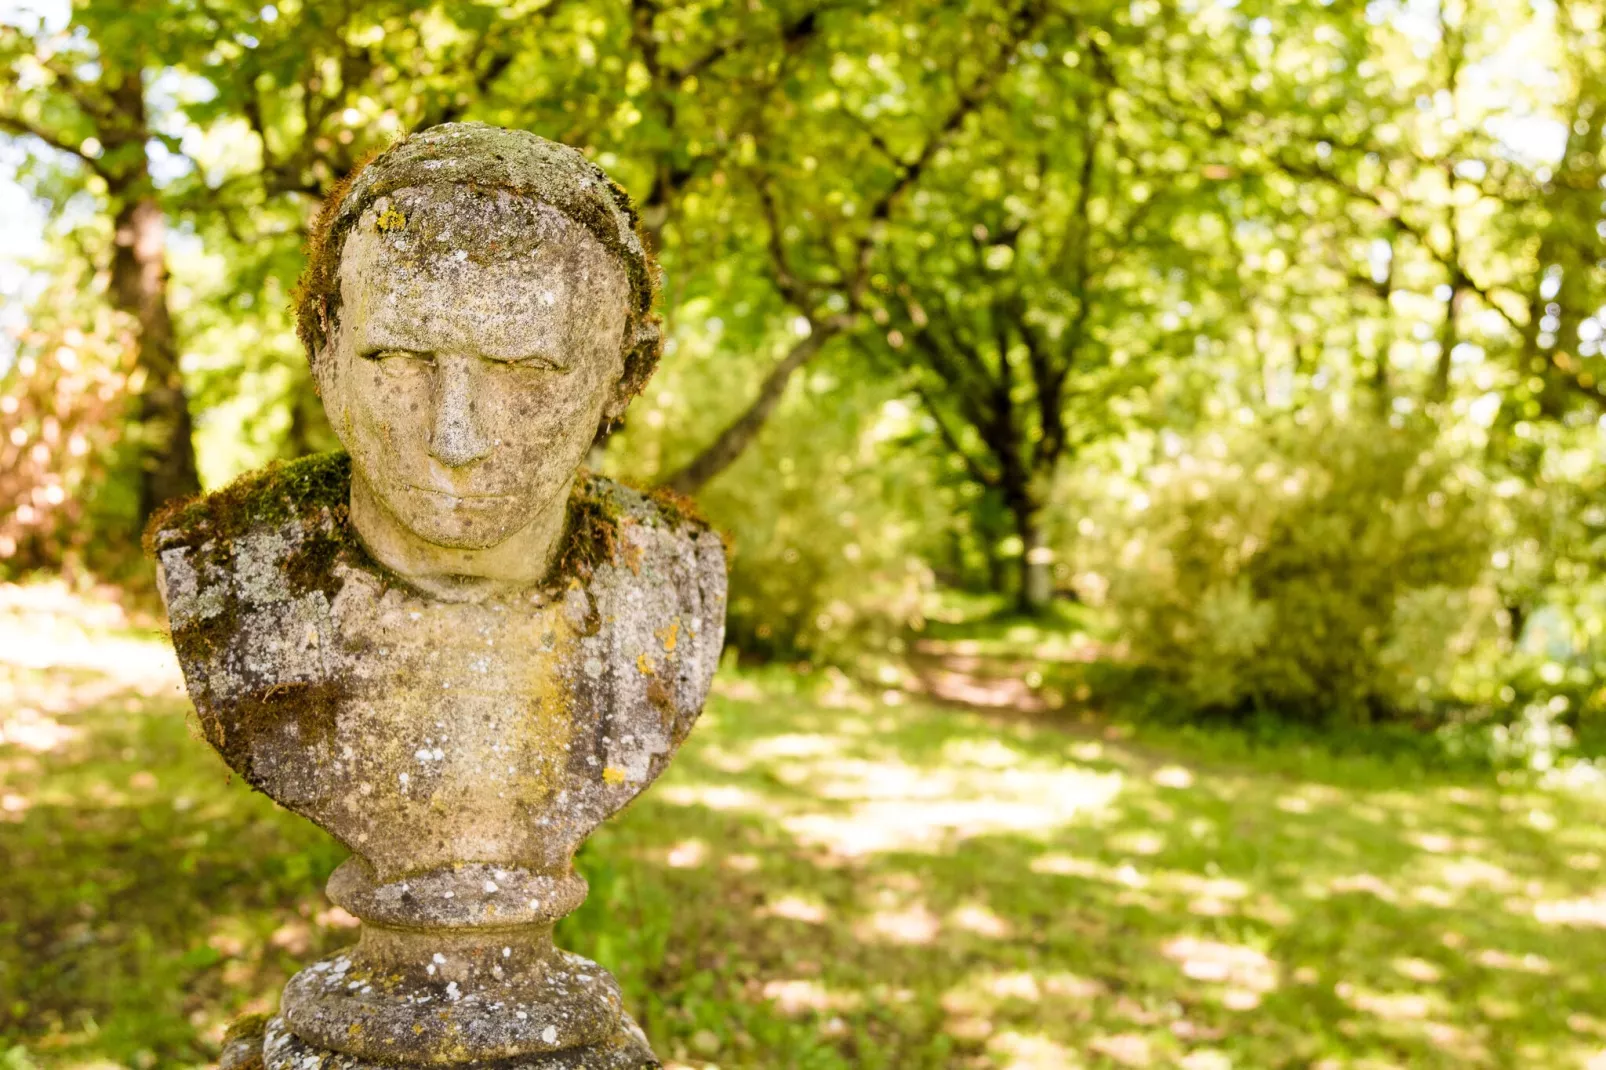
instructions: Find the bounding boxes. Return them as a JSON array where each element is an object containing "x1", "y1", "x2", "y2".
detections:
[{"x1": 293, "y1": 123, "x2": 663, "y2": 416}]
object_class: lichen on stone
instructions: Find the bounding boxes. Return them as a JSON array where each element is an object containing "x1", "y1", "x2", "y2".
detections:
[
  {"x1": 145, "y1": 451, "x2": 711, "y2": 597},
  {"x1": 293, "y1": 123, "x2": 663, "y2": 407},
  {"x1": 146, "y1": 443, "x2": 725, "y2": 1070},
  {"x1": 144, "y1": 451, "x2": 356, "y2": 562}
]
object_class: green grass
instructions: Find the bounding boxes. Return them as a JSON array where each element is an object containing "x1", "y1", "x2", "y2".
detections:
[{"x1": 3, "y1": 587, "x2": 1606, "y2": 1069}]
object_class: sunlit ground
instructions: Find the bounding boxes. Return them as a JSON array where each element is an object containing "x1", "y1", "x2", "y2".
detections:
[{"x1": 2, "y1": 584, "x2": 1605, "y2": 1069}]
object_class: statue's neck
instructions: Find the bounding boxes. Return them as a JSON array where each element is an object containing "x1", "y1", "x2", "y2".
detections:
[{"x1": 348, "y1": 471, "x2": 572, "y2": 603}]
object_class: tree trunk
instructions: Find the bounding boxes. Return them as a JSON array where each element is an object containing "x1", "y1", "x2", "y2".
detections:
[
  {"x1": 1504, "y1": 601, "x2": 1527, "y2": 646},
  {"x1": 111, "y1": 194, "x2": 199, "y2": 523},
  {"x1": 105, "y1": 64, "x2": 198, "y2": 523},
  {"x1": 1372, "y1": 321, "x2": 1392, "y2": 417},
  {"x1": 109, "y1": 193, "x2": 199, "y2": 522},
  {"x1": 283, "y1": 371, "x2": 337, "y2": 460},
  {"x1": 1015, "y1": 504, "x2": 1053, "y2": 615},
  {"x1": 663, "y1": 325, "x2": 838, "y2": 494},
  {"x1": 284, "y1": 385, "x2": 317, "y2": 460},
  {"x1": 1430, "y1": 279, "x2": 1466, "y2": 402}
]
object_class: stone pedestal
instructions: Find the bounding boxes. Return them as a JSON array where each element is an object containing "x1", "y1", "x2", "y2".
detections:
[{"x1": 221, "y1": 1012, "x2": 655, "y2": 1070}]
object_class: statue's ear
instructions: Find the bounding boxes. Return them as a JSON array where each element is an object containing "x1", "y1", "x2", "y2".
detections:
[
  {"x1": 605, "y1": 320, "x2": 660, "y2": 421},
  {"x1": 311, "y1": 322, "x2": 353, "y2": 448}
]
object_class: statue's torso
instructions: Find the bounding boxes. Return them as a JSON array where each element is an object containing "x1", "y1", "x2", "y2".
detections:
[{"x1": 150, "y1": 454, "x2": 726, "y2": 880}]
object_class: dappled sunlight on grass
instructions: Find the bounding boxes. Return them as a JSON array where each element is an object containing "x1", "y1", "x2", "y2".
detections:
[
  {"x1": 607, "y1": 666, "x2": 1606, "y2": 1066},
  {"x1": 655, "y1": 781, "x2": 766, "y2": 811},
  {"x1": 760, "y1": 894, "x2": 828, "y2": 924},
  {"x1": 0, "y1": 581, "x2": 177, "y2": 692},
  {"x1": 663, "y1": 838, "x2": 710, "y2": 869},
  {"x1": 854, "y1": 902, "x2": 942, "y2": 946},
  {"x1": 1160, "y1": 935, "x2": 1279, "y2": 1008},
  {"x1": 4, "y1": 585, "x2": 1606, "y2": 1068},
  {"x1": 761, "y1": 978, "x2": 863, "y2": 1016},
  {"x1": 949, "y1": 902, "x2": 1012, "y2": 938},
  {"x1": 655, "y1": 704, "x2": 1128, "y2": 860},
  {"x1": 1532, "y1": 892, "x2": 1606, "y2": 928},
  {"x1": 988, "y1": 1030, "x2": 1084, "y2": 1068}
]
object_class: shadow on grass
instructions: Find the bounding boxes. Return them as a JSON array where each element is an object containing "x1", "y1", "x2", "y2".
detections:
[
  {"x1": 568, "y1": 675, "x2": 1606, "y2": 1069},
  {"x1": 3, "y1": 617, "x2": 1606, "y2": 1068}
]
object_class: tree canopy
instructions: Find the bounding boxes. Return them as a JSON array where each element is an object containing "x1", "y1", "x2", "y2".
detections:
[{"x1": 2, "y1": 0, "x2": 1604, "y2": 722}]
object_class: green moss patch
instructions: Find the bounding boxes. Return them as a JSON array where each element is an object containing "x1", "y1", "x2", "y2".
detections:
[
  {"x1": 144, "y1": 453, "x2": 711, "y2": 594},
  {"x1": 143, "y1": 452, "x2": 356, "y2": 561}
]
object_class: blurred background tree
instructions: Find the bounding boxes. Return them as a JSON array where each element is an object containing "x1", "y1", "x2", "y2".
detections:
[{"x1": 3, "y1": 0, "x2": 1604, "y2": 749}]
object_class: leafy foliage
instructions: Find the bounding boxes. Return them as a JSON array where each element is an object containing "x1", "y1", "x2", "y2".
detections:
[
  {"x1": 0, "y1": 261, "x2": 138, "y2": 576},
  {"x1": 1090, "y1": 414, "x2": 1493, "y2": 724},
  {"x1": 0, "y1": 0, "x2": 1604, "y2": 729}
]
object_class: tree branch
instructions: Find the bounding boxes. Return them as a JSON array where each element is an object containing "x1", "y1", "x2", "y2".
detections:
[
  {"x1": 0, "y1": 114, "x2": 110, "y2": 179},
  {"x1": 911, "y1": 378, "x2": 1001, "y2": 488},
  {"x1": 662, "y1": 319, "x2": 848, "y2": 493},
  {"x1": 843, "y1": 0, "x2": 1050, "y2": 305},
  {"x1": 754, "y1": 173, "x2": 826, "y2": 311}
]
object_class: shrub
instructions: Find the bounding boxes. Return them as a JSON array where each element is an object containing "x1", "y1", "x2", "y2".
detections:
[{"x1": 1085, "y1": 414, "x2": 1493, "y2": 725}]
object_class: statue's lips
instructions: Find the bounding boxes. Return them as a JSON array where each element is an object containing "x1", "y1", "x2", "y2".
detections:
[{"x1": 398, "y1": 482, "x2": 519, "y2": 507}]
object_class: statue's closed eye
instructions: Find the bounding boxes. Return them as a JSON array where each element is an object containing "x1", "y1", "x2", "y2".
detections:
[
  {"x1": 360, "y1": 348, "x2": 567, "y2": 372},
  {"x1": 362, "y1": 349, "x2": 432, "y2": 379},
  {"x1": 362, "y1": 348, "x2": 432, "y2": 364},
  {"x1": 508, "y1": 353, "x2": 571, "y2": 373}
]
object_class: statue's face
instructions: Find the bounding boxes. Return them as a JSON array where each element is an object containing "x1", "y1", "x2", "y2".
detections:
[{"x1": 318, "y1": 187, "x2": 631, "y2": 551}]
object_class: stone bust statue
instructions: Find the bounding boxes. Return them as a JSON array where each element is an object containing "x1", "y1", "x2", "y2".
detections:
[{"x1": 146, "y1": 124, "x2": 726, "y2": 1070}]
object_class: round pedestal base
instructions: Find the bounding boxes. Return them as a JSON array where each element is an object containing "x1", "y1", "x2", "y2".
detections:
[
  {"x1": 220, "y1": 1013, "x2": 659, "y2": 1070},
  {"x1": 281, "y1": 946, "x2": 624, "y2": 1062}
]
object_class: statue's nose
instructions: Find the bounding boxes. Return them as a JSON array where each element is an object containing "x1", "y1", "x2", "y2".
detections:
[{"x1": 428, "y1": 354, "x2": 493, "y2": 469}]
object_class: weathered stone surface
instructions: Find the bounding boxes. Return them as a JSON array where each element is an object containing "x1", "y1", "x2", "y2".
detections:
[
  {"x1": 282, "y1": 945, "x2": 624, "y2": 1061},
  {"x1": 220, "y1": 1015, "x2": 269, "y2": 1070},
  {"x1": 262, "y1": 1013, "x2": 659, "y2": 1069},
  {"x1": 148, "y1": 125, "x2": 723, "y2": 1068},
  {"x1": 152, "y1": 456, "x2": 724, "y2": 880},
  {"x1": 152, "y1": 457, "x2": 723, "y2": 1063}
]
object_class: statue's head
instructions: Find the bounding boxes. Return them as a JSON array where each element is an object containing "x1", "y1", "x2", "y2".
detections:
[{"x1": 295, "y1": 124, "x2": 658, "y2": 558}]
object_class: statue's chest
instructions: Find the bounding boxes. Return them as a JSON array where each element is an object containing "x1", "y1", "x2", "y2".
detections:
[
  {"x1": 326, "y1": 582, "x2": 585, "y2": 715},
  {"x1": 153, "y1": 472, "x2": 727, "y2": 874}
]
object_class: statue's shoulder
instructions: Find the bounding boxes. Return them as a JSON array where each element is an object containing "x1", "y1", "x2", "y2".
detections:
[
  {"x1": 143, "y1": 452, "x2": 357, "y2": 630},
  {"x1": 569, "y1": 471, "x2": 712, "y2": 534},
  {"x1": 141, "y1": 459, "x2": 724, "y2": 633},
  {"x1": 144, "y1": 451, "x2": 352, "y2": 558},
  {"x1": 564, "y1": 474, "x2": 727, "y2": 722},
  {"x1": 560, "y1": 472, "x2": 725, "y2": 583}
]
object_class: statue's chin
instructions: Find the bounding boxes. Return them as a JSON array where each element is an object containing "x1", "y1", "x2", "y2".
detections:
[{"x1": 391, "y1": 513, "x2": 524, "y2": 551}]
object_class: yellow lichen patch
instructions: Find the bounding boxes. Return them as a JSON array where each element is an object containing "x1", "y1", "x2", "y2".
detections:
[
  {"x1": 637, "y1": 653, "x2": 655, "y2": 676},
  {"x1": 656, "y1": 619, "x2": 680, "y2": 654},
  {"x1": 603, "y1": 766, "x2": 629, "y2": 785},
  {"x1": 375, "y1": 208, "x2": 407, "y2": 232}
]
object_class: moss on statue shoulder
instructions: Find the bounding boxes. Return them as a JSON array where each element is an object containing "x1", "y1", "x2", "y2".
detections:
[
  {"x1": 145, "y1": 453, "x2": 712, "y2": 590},
  {"x1": 144, "y1": 452, "x2": 354, "y2": 559},
  {"x1": 560, "y1": 471, "x2": 711, "y2": 582}
]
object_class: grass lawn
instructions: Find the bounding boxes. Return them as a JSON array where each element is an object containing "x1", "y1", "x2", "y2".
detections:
[{"x1": 2, "y1": 582, "x2": 1605, "y2": 1069}]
